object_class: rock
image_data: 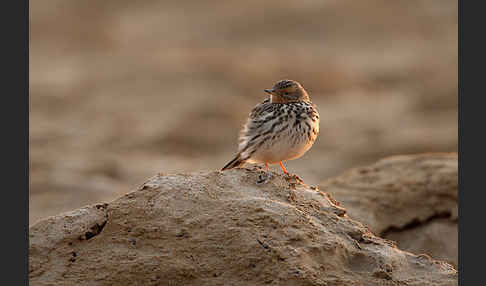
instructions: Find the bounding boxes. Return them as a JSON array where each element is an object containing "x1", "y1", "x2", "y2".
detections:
[
  {"x1": 319, "y1": 153, "x2": 458, "y2": 267},
  {"x1": 29, "y1": 167, "x2": 457, "y2": 286}
]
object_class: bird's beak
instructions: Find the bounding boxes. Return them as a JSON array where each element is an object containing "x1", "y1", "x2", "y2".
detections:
[{"x1": 264, "y1": 89, "x2": 275, "y2": 95}]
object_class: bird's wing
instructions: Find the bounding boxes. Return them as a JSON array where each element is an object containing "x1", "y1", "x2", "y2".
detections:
[{"x1": 237, "y1": 98, "x2": 277, "y2": 157}]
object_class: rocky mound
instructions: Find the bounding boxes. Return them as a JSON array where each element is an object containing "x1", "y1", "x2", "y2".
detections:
[
  {"x1": 319, "y1": 153, "x2": 458, "y2": 267},
  {"x1": 29, "y1": 167, "x2": 457, "y2": 285}
]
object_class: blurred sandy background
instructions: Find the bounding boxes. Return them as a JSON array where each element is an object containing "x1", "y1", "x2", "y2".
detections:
[{"x1": 30, "y1": 0, "x2": 457, "y2": 224}]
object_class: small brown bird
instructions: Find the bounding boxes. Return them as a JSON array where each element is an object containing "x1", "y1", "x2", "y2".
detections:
[{"x1": 221, "y1": 79, "x2": 320, "y2": 174}]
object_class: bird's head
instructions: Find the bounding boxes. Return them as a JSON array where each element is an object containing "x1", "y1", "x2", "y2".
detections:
[{"x1": 264, "y1": 79, "x2": 310, "y2": 103}]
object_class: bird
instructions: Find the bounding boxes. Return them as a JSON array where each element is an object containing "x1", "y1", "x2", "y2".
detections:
[{"x1": 221, "y1": 79, "x2": 320, "y2": 175}]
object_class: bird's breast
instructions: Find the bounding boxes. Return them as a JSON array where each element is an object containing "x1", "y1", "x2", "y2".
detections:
[{"x1": 248, "y1": 104, "x2": 319, "y2": 164}]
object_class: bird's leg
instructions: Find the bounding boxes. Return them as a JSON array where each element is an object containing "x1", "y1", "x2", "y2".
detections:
[{"x1": 279, "y1": 161, "x2": 288, "y2": 174}]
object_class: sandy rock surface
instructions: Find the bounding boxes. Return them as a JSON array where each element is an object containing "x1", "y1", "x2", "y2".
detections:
[
  {"x1": 319, "y1": 153, "x2": 458, "y2": 267},
  {"x1": 30, "y1": 167, "x2": 457, "y2": 286}
]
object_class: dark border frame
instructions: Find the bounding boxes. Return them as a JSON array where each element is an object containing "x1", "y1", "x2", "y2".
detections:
[
  {"x1": 1, "y1": 0, "x2": 29, "y2": 284},
  {"x1": 459, "y1": 0, "x2": 481, "y2": 285}
]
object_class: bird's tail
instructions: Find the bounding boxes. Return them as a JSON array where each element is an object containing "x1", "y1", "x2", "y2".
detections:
[{"x1": 221, "y1": 154, "x2": 246, "y2": 171}]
